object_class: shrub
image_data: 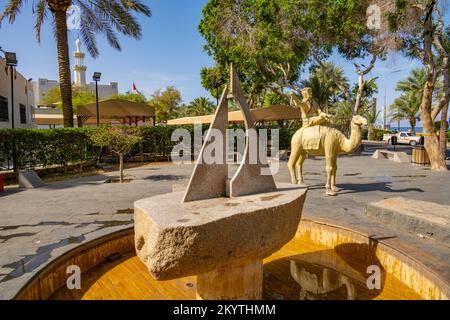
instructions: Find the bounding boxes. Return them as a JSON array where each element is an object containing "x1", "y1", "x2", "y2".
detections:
[
  {"x1": 0, "y1": 124, "x2": 298, "y2": 171},
  {"x1": 90, "y1": 127, "x2": 142, "y2": 182}
]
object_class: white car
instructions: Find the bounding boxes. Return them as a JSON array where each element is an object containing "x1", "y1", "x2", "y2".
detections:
[{"x1": 383, "y1": 132, "x2": 423, "y2": 146}]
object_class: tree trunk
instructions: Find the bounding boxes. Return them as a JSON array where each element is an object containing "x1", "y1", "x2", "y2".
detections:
[
  {"x1": 439, "y1": 104, "x2": 448, "y2": 161},
  {"x1": 119, "y1": 154, "x2": 124, "y2": 183},
  {"x1": 53, "y1": 10, "x2": 74, "y2": 127},
  {"x1": 420, "y1": 3, "x2": 447, "y2": 171},
  {"x1": 368, "y1": 124, "x2": 374, "y2": 141},
  {"x1": 409, "y1": 117, "x2": 416, "y2": 135},
  {"x1": 421, "y1": 83, "x2": 447, "y2": 171}
]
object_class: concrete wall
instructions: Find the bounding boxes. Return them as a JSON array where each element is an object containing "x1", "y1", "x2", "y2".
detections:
[
  {"x1": 32, "y1": 79, "x2": 119, "y2": 107},
  {"x1": 87, "y1": 82, "x2": 119, "y2": 100},
  {"x1": 0, "y1": 58, "x2": 36, "y2": 129},
  {"x1": 32, "y1": 78, "x2": 60, "y2": 107}
]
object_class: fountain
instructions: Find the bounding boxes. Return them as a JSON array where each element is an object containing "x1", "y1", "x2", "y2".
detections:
[{"x1": 134, "y1": 65, "x2": 307, "y2": 300}]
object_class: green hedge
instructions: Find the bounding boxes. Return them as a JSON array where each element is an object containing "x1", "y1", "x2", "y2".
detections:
[
  {"x1": 1, "y1": 125, "x2": 295, "y2": 170},
  {"x1": 361, "y1": 128, "x2": 388, "y2": 141},
  {"x1": 0, "y1": 128, "x2": 98, "y2": 170}
]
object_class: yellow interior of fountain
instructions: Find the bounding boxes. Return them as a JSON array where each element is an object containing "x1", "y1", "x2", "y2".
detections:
[
  {"x1": 16, "y1": 220, "x2": 448, "y2": 300},
  {"x1": 49, "y1": 232, "x2": 420, "y2": 300}
]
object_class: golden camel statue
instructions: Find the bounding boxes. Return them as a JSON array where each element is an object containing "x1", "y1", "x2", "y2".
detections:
[{"x1": 288, "y1": 115, "x2": 368, "y2": 196}]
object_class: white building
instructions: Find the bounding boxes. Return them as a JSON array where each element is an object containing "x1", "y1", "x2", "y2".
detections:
[
  {"x1": 0, "y1": 58, "x2": 36, "y2": 129},
  {"x1": 32, "y1": 39, "x2": 119, "y2": 108}
]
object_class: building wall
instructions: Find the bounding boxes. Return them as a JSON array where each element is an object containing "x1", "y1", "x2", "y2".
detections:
[
  {"x1": 0, "y1": 58, "x2": 36, "y2": 129},
  {"x1": 87, "y1": 82, "x2": 119, "y2": 100},
  {"x1": 32, "y1": 78, "x2": 60, "y2": 107},
  {"x1": 32, "y1": 79, "x2": 119, "y2": 107}
]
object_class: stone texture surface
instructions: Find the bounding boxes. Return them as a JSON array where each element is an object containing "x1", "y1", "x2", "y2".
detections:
[
  {"x1": 134, "y1": 183, "x2": 307, "y2": 280},
  {"x1": 18, "y1": 170, "x2": 45, "y2": 189},
  {"x1": 372, "y1": 149, "x2": 410, "y2": 163},
  {"x1": 183, "y1": 87, "x2": 229, "y2": 202},
  {"x1": 366, "y1": 197, "x2": 450, "y2": 243}
]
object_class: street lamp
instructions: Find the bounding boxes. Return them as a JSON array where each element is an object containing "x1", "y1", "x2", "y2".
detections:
[
  {"x1": 93, "y1": 72, "x2": 101, "y2": 126},
  {"x1": 383, "y1": 69, "x2": 401, "y2": 131},
  {"x1": 1, "y1": 49, "x2": 17, "y2": 129}
]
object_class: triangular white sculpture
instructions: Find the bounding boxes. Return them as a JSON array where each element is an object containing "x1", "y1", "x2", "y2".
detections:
[{"x1": 183, "y1": 64, "x2": 276, "y2": 203}]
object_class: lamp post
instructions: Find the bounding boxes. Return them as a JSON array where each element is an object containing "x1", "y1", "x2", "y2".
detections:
[
  {"x1": 383, "y1": 69, "x2": 401, "y2": 131},
  {"x1": 93, "y1": 72, "x2": 101, "y2": 126},
  {"x1": 1, "y1": 50, "x2": 18, "y2": 128}
]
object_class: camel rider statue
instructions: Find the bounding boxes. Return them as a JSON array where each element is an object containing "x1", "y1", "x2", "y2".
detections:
[{"x1": 290, "y1": 87, "x2": 333, "y2": 128}]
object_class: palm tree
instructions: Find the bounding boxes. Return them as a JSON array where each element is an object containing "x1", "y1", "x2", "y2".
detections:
[
  {"x1": 301, "y1": 62, "x2": 349, "y2": 113},
  {"x1": 188, "y1": 97, "x2": 216, "y2": 116},
  {"x1": 0, "y1": 0, "x2": 151, "y2": 127},
  {"x1": 364, "y1": 108, "x2": 381, "y2": 140},
  {"x1": 396, "y1": 69, "x2": 426, "y2": 95},
  {"x1": 389, "y1": 91, "x2": 421, "y2": 133}
]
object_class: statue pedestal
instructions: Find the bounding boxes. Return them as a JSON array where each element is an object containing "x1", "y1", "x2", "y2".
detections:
[
  {"x1": 134, "y1": 183, "x2": 307, "y2": 300},
  {"x1": 196, "y1": 260, "x2": 263, "y2": 300}
]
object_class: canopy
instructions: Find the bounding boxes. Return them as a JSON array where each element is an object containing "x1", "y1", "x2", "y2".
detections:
[
  {"x1": 77, "y1": 98, "x2": 155, "y2": 126},
  {"x1": 167, "y1": 104, "x2": 301, "y2": 125},
  {"x1": 34, "y1": 99, "x2": 156, "y2": 127}
]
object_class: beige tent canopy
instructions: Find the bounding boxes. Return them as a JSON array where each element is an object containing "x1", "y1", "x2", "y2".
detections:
[
  {"x1": 167, "y1": 104, "x2": 301, "y2": 125},
  {"x1": 77, "y1": 99, "x2": 156, "y2": 126}
]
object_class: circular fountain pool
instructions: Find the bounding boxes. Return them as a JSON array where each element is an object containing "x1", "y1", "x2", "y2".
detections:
[{"x1": 15, "y1": 220, "x2": 449, "y2": 300}]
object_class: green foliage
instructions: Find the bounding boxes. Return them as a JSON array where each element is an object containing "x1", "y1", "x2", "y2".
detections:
[
  {"x1": 109, "y1": 93, "x2": 148, "y2": 104},
  {"x1": 361, "y1": 128, "x2": 385, "y2": 141},
  {"x1": 0, "y1": 128, "x2": 98, "y2": 170},
  {"x1": 0, "y1": 1, "x2": 152, "y2": 58},
  {"x1": 0, "y1": 125, "x2": 299, "y2": 170},
  {"x1": 200, "y1": 65, "x2": 228, "y2": 102},
  {"x1": 89, "y1": 127, "x2": 142, "y2": 156},
  {"x1": 301, "y1": 62, "x2": 349, "y2": 110},
  {"x1": 199, "y1": 0, "x2": 375, "y2": 98},
  {"x1": 41, "y1": 87, "x2": 96, "y2": 112},
  {"x1": 263, "y1": 92, "x2": 289, "y2": 107},
  {"x1": 148, "y1": 86, "x2": 182, "y2": 123},
  {"x1": 178, "y1": 97, "x2": 216, "y2": 117},
  {"x1": 364, "y1": 109, "x2": 381, "y2": 126}
]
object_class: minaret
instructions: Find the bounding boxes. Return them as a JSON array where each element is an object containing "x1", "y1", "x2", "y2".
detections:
[{"x1": 73, "y1": 38, "x2": 87, "y2": 87}]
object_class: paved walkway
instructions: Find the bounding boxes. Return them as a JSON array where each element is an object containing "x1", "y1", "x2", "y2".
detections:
[{"x1": 0, "y1": 145, "x2": 449, "y2": 299}]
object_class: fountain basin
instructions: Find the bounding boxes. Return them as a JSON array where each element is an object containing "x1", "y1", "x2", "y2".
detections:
[{"x1": 13, "y1": 219, "x2": 449, "y2": 300}]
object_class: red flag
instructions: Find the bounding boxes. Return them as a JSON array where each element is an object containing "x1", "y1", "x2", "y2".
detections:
[{"x1": 133, "y1": 83, "x2": 137, "y2": 92}]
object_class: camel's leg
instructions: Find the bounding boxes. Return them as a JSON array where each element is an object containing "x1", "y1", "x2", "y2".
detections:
[
  {"x1": 324, "y1": 141, "x2": 337, "y2": 196},
  {"x1": 331, "y1": 156, "x2": 340, "y2": 193},
  {"x1": 288, "y1": 144, "x2": 301, "y2": 185},
  {"x1": 296, "y1": 152, "x2": 308, "y2": 186}
]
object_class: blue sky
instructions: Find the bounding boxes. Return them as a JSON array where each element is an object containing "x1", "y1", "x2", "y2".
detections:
[{"x1": 0, "y1": 1, "x2": 445, "y2": 126}]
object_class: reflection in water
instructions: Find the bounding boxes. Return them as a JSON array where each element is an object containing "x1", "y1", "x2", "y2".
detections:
[{"x1": 264, "y1": 243, "x2": 386, "y2": 300}]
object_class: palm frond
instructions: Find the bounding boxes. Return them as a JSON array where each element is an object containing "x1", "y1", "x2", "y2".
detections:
[
  {"x1": 34, "y1": 0, "x2": 48, "y2": 43},
  {"x1": 0, "y1": 0, "x2": 25, "y2": 25}
]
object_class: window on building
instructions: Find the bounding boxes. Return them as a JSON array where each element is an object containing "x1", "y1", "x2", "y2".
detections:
[
  {"x1": 0, "y1": 96, "x2": 8, "y2": 122},
  {"x1": 20, "y1": 104, "x2": 27, "y2": 124}
]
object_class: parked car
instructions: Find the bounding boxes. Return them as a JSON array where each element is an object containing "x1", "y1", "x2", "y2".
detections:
[{"x1": 383, "y1": 132, "x2": 423, "y2": 146}]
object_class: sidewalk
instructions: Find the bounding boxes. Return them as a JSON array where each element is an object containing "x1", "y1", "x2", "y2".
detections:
[{"x1": 0, "y1": 154, "x2": 449, "y2": 299}]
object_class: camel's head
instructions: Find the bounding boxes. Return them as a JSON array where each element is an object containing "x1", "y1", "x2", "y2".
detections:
[{"x1": 352, "y1": 115, "x2": 368, "y2": 127}]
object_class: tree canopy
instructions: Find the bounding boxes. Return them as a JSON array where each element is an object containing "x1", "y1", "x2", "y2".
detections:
[
  {"x1": 148, "y1": 86, "x2": 182, "y2": 123},
  {"x1": 109, "y1": 93, "x2": 148, "y2": 104},
  {"x1": 199, "y1": 0, "x2": 384, "y2": 109}
]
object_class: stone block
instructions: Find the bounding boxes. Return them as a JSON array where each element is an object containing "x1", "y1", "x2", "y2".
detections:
[
  {"x1": 18, "y1": 170, "x2": 45, "y2": 189},
  {"x1": 134, "y1": 183, "x2": 307, "y2": 280}
]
